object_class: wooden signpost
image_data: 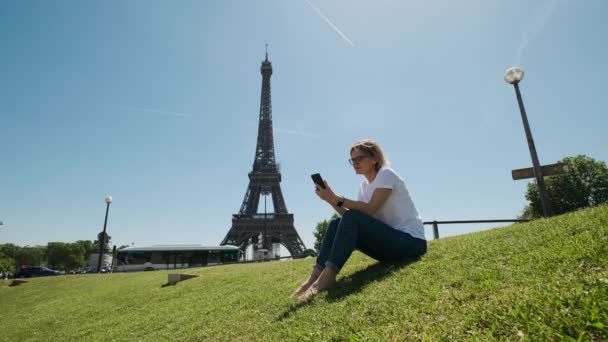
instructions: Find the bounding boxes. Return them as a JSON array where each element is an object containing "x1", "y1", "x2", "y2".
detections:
[{"x1": 512, "y1": 163, "x2": 570, "y2": 181}]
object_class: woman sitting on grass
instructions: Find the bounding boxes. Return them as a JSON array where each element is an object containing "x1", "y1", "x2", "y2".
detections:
[{"x1": 292, "y1": 139, "x2": 427, "y2": 300}]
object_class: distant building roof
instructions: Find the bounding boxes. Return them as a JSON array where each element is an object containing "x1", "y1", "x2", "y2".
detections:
[{"x1": 120, "y1": 245, "x2": 241, "y2": 253}]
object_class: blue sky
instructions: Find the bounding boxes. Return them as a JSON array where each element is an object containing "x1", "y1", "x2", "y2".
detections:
[{"x1": 1, "y1": 0, "x2": 607, "y2": 252}]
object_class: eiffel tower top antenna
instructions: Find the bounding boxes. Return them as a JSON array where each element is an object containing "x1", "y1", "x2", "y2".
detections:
[{"x1": 254, "y1": 44, "x2": 275, "y2": 171}]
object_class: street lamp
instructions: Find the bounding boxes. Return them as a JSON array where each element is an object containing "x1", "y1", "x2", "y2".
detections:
[
  {"x1": 504, "y1": 67, "x2": 553, "y2": 217},
  {"x1": 97, "y1": 196, "x2": 113, "y2": 273}
]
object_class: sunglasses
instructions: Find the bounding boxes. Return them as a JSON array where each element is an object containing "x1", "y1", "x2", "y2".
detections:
[{"x1": 348, "y1": 155, "x2": 370, "y2": 165}]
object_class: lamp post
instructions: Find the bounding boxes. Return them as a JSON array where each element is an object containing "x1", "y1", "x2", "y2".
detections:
[
  {"x1": 504, "y1": 67, "x2": 552, "y2": 217},
  {"x1": 97, "y1": 196, "x2": 112, "y2": 273}
]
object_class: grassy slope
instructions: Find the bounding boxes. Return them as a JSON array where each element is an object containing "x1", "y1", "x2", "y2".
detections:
[{"x1": 1, "y1": 205, "x2": 607, "y2": 341}]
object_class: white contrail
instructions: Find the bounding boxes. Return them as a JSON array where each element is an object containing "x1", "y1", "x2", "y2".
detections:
[
  {"x1": 516, "y1": 0, "x2": 558, "y2": 65},
  {"x1": 116, "y1": 105, "x2": 193, "y2": 118},
  {"x1": 304, "y1": 0, "x2": 355, "y2": 47},
  {"x1": 247, "y1": 122, "x2": 319, "y2": 138},
  {"x1": 275, "y1": 126, "x2": 320, "y2": 138}
]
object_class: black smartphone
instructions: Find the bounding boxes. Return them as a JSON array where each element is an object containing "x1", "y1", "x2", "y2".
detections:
[{"x1": 310, "y1": 173, "x2": 326, "y2": 189}]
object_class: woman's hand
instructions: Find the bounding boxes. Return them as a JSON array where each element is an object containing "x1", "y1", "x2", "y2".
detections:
[{"x1": 314, "y1": 180, "x2": 339, "y2": 204}]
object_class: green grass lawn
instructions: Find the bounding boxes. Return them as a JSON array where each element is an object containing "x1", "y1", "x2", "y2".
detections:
[{"x1": 1, "y1": 205, "x2": 607, "y2": 341}]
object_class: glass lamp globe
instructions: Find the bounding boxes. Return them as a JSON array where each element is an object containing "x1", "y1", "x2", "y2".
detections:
[
  {"x1": 504, "y1": 66, "x2": 524, "y2": 84},
  {"x1": 105, "y1": 196, "x2": 113, "y2": 204}
]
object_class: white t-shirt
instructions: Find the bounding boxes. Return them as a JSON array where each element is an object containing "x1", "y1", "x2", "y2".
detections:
[{"x1": 357, "y1": 167, "x2": 425, "y2": 240}]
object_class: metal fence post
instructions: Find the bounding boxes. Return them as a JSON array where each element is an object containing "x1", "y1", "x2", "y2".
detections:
[{"x1": 432, "y1": 221, "x2": 439, "y2": 240}]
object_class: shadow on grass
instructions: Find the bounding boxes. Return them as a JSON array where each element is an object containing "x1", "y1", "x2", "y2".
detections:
[
  {"x1": 275, "y1": 258, "x2": 419, "y2": 321},
  {"x1": 9, "y1": 279, "x2": 28, "y2": 287},
  {"x1": 325, "y1": 258, "x2": 418, "y2": 302},
  {"x1": 274, "y1": 300, "x2": 316, "y2": 321}
]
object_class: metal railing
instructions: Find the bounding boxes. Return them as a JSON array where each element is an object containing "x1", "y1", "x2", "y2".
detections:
[
  {"x1": 423, "y1": 219, "x2": 530, "y2": 240},
  {"x1": 230, "y1": 219, "x2": 533, "y2": 264}
]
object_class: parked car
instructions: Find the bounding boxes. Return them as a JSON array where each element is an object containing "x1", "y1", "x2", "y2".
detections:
[
  {"x1": 77, "y1": 267, "x2": 94, "y2": 274},
  {"x1": 16, "y1": 266, "x2": 62, "y2": 278}
]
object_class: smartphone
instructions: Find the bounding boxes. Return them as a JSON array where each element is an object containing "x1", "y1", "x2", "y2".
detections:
[{"x1": 310, "y1": 173, "x2": 326, "y2": 189}]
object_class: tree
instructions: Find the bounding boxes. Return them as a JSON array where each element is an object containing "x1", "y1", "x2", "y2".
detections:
[
  {"x1": 0, "y1": 251, "x2": 15, "y2": 273},
  {"x1": 75, "y1": 240, "x2": 95, "y2": 255},
  {"x1": 1, "y1": 244, "x2": 45, "y2": 271},
  {"x1": 521, "y1": 155, "x2": 608, "y2": 219},
  {"x1": 94, "y1": 232, "x2": 112, "y2": 253},
  {"x1": 14, "y1": 246, "x2": 46, "y2": 267},
  {"x1": 301, "y1": 249, "x2": 317, "y2": 257},
  {"x1": 0, "y1": 244, "x2": 18, "y2": 260},
  {"x1": 47, "y1": 242, "x2": 85, "y2": 270},
  {"x1": 313, "y1": 213, "x2": 340, "y2": 252}
]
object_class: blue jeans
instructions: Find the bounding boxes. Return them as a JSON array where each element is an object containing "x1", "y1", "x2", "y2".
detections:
[{"x1": 316, "y1": 209, "x2": 427, "y2": 273}]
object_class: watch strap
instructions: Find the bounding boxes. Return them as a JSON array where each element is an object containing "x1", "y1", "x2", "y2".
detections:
[{"x1": 336, "y1": 196, "x2": 345, "y2": 207}]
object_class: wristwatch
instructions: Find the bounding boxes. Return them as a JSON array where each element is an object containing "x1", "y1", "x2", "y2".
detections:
[{"x1": 336, "y1": 195, "x2": 345, "y2": 207}]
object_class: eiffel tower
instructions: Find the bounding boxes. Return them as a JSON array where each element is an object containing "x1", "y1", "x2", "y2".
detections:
[{"x1": 220, "y1": 50, "x2": 306, "y2": 258}]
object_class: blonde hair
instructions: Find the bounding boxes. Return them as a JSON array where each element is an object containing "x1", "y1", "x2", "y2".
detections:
[{"x1": 350, "y1": 139, "x2": 389, "y2": 172}]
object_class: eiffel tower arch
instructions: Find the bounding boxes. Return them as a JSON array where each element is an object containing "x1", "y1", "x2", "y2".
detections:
[{"x1": 221, "y1": 50, "x2": 306, "y2": 258}]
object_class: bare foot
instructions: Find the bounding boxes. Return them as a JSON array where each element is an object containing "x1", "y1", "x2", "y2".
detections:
[
  {"x1": 298, "y1": 267, "x2": 337, "y2": 301},
  {"x1": 290, "y1": 279, "x2": 316, "y2": 298},
  {"x1": 298, "y1": 283, "x2": 321, "y2": 301},
  {"x1": 290, "y1": 268, "x2": 322, "y2": 298}
]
